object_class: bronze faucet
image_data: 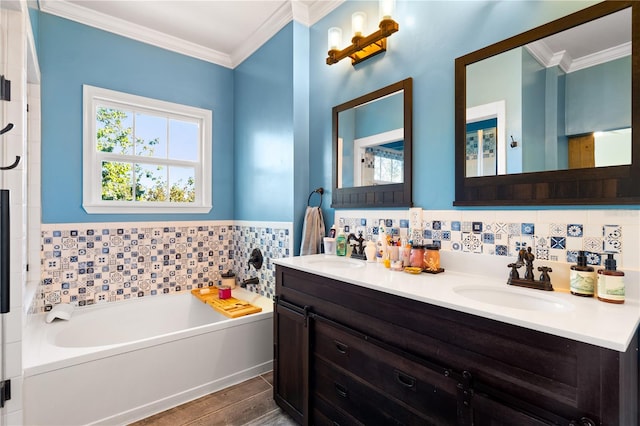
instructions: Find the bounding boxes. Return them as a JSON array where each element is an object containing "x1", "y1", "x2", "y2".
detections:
[{"x1": 507, "y1": 247, "x2": 553, "y2": 291}]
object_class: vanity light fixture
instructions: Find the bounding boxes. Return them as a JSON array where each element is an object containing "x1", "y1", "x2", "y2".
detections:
[{"x1": 326, "y1": 0, "x2": 398, "y2": 66}]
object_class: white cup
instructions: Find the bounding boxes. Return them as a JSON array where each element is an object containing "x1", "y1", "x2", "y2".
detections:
[
  {"x1": 388, "y1": 246, "x2": 399, "y2": 261},
  {"x1": 323, "y1": 237, "x2": 336, "y2": 255}
]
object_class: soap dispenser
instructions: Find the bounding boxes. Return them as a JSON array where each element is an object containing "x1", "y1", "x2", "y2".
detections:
[
  {"x1": 597, "y1": 254, "x2": 625, "y2": 304},
  {"x1": 570, "y1": 251, "x2": 595, "y2": 297},
  {"x1": 336, "y1": 228, "x2": 347, "y2": 256},
  {"x1": 364, "y1": 240, "x2": 376, "y2": 262}
]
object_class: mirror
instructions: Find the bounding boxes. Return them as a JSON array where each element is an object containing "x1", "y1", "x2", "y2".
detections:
[
  {"x1": 332, "y1": 78, "x2": 413, "y2": 208},
  {"x1": 455, "y1": 1, "x2": 639, "y2": 205}
]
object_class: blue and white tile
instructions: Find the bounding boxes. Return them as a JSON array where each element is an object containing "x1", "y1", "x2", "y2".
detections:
[
  {"x1": 602, "y1": 225, "x2": 622, "y2": 253},
  {"x1": 567, "y1": 224, "x2": 583, "y2": 238},
  {"x1": 521, "y1": 223, "x2": 535, "y2": 235},
  {"x1": 535, "y1": 248, "x2": 549, "y2": 261},
  {"x1": 549, "y1": 223, "x2": 566, "y2": 237},
  {"x1": 461, "y1": 232, "x2": 482, "y2": 254},
  {"x1": 582, "y1": 237, "x2": 602, "y2": 253}
]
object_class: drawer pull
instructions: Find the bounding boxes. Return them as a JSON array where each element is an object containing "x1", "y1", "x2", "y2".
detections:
[
  {"x1": 394, "y1": 370, "x2": 416, "y2": 390},
  {"x1": 334, "y1": 382, "x2": 348, "y2": 398},
  {"x1": 334, "y1": 340, "x2": 349, "y2": 354}
]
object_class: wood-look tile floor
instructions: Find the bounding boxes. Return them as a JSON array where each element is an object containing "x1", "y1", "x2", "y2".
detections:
[{"x1": 130, "y1": 371, "x2": 297, "y2": 426}]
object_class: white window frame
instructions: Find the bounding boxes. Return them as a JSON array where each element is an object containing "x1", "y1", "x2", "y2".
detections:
[{"x1": 83, "y1": 85, "x2": 212, "y2": 214}]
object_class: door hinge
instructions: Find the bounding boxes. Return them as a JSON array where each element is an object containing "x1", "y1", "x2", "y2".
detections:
[
  {"x1": 0, "y1": 76, "x2": 10, "y2": 101},
  {"x1": 0, "y1": 379, "x2": 11, "y2": 408}
]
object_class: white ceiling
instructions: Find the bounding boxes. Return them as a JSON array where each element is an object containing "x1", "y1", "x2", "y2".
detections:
[
  {"x1": 525, "y1": 7, "x2": 631, "y2": 74},
  {"x1": 38, "y1": 0, "x2": 344, "y2": 68}
]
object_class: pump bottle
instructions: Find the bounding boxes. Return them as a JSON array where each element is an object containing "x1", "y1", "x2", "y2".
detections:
[
  {"x1": 570, "y1": 251, "x2": 595, "y2": 297},
  {"x1": 336, "y1": 228, "x2": 347, "y2": 256},
  {"x1": 597, "y1": 254, "x2": 625, "y2": 304}
]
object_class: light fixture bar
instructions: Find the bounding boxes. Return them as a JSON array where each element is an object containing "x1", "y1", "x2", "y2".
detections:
[{"x1": 326, "y1": 18, "x2": 399, "y2": 66}]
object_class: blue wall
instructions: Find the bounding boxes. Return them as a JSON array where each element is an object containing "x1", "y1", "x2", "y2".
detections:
[
  {"x1": 522, "y1": 48, "x2": 546, "y2": 173},
  {"x1": 309, "y1": 0, "x2": 601, "y2": 223},
  {"x1": 234, "y1": 23, "x2": 295, "y2": 222},
  {"x1": 565, "y1": 56, "x2": 631, "y2": 135},
  {"x1": 36, "y1": 0, "x2": 635, "y2": 230},
  {"x1": 466, "y1": 47, "x2": 522, "y2": 174},
  {"x1": 38, "y1": 13, "x2": 234, "y2": 223}
]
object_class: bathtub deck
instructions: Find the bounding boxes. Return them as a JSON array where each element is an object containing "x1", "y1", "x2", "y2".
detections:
[{"x1": 130, "y1": 371, "x2": 296, "y2": 426}]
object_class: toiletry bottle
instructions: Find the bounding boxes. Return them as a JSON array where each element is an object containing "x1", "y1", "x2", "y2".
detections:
[
  {"x1": 329, "y1": 224, "x2": 336, "y2": 238},
  {"x1": 377, "y1": 220, "x2": 387, "y2": 261},
  {"x1": 570, "y1": 251, "x2": 595, "y2": 297},
  {"x1": 364, "y1": 240, "x2": 377, "y2": 262},
  {"x1": 597, "y1": 253, "x2": 625, "y2": 304},
  {"x1": 336, "y1": 228, "x2": 347, "y2": 256}
]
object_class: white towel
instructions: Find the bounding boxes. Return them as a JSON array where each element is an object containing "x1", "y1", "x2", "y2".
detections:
[{"x1": 300, "y1": 206, "x2": 325, "y2": 255}]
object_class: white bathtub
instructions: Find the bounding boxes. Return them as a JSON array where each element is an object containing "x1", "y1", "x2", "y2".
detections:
[{"x1": 23, "y1": 288, "x2": 274, "y2": 426}]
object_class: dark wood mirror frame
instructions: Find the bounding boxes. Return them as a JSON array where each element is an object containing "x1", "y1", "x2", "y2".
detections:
[
  {"x1": 455, "y1": 1, "x2": 638, "y2": 206},
  {"x1": 332, "y1": 78, "x2": 413, "y2": 209}
]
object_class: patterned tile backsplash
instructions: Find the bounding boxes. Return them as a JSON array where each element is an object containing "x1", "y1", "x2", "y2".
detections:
[
  {"x1": 36, "y1": 221, "x2": 292, "y2": 313},
  {"x1": 35, "y1": 210, "x2": 637, "y2": 313},
  {"x1": 335, "y1": 209, "x2": 638, "y2": 271}
]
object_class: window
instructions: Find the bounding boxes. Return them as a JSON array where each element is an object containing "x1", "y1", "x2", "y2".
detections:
[
  {"x1": 83, "y1": 85, "x2": 212, "y2": 214},
  {"x1": 369, "y1": 146, "x2": 404, "y2": 184}
]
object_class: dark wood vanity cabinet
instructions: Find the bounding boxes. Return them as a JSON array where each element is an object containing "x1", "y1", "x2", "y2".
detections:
[
  {"x1": 273, "y1": 265, "x2": 638, "y2": 426},
  {"x1": 273, "y1": 298, "x2": 310, "y2": 424}
]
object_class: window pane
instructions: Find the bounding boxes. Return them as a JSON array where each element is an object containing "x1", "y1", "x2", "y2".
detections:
[
  {"x1": 135, "y1": 163, "x2": 167, "y2": 202},
  {"x1": 392, "y1": 159, "x2": 403, "y2": 182},
  {"x1": 135, "y1": 113, "x2": 167, "y2": 158},
  {"x1": 96, "y1": 107, "x2": 133, "y2": 155},
  {"x1": 169, "y1": 166, "x2": 195, "y2": 203},
  {"x1": 101, "y1": 161, "x2": 133, "y2": 200},
  {"x1": 169, "y1": 119, "x2": 199, "y2": 161}
]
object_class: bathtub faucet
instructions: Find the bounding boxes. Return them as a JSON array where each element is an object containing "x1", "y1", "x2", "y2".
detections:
[{"x1": 241, "y1": 277, "x2": 259, "y2": 288}]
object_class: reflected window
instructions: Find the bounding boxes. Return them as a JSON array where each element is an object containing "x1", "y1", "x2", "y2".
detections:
[
  {"x1": 364, "y1": 144, "x2": 404, "y2": 185},
  {"x1": 466, "y1": 118, "x2": 497, "y2": 177}
]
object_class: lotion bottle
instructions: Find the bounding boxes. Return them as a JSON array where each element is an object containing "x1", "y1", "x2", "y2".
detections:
[
  {"x1": 570, "y1": 251, "x2": 595, "y2": 297},
  {"x1": 377, "y1": 220, "x2": 387, "y2": 262},
  {"x1": 597, "y1": 254, "x2": 625, "y2": 304},
  {"x1": 364, "y1": 240, "x2": 377, "y2": 262},
  {"x1": 336, "y1": 228, "x2": 347, "y2": 256}
]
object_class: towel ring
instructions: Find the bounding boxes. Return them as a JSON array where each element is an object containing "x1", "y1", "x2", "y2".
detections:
[{"x1": 307, "y1": 187, "x2": 324, "y2": 208}]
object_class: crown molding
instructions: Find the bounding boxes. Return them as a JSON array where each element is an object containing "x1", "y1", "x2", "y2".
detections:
[
  {"x1": 230, "y1": 0, "x2": 294, "y2": 68},
  {"x1": 567, "y1": 41, "x2": 631, "y2": 73},
  {"x1": 38, "y1": 0, "x2": 345, "y2": 70},
  {"x1": 525, "y1": 39, "x2": 631, "y2": 74},
  {"x1": 40, "y1": 0, "x2": 234, "y2": 68},
  {"x1": 300, "y1": 0, "x2": 345, "y2": 27}
]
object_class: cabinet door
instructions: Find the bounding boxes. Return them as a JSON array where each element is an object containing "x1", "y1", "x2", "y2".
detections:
[{"x1": 273, "y1": 298, "x2": 309, "y2": 425}]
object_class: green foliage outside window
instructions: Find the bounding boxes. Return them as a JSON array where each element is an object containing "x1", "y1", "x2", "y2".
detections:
[{"x1": 96, "y1": 107, "x2": 195, "y2": 203}]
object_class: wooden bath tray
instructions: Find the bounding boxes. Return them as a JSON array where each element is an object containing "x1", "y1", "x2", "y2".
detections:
[{"x1": 190, "y1": 289, "x2": 262, "y2": 318}]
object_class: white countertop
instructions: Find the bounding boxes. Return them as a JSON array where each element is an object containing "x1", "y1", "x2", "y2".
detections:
[{"x1": 274, "y1": 254, "x2": 640, "y2": 352}]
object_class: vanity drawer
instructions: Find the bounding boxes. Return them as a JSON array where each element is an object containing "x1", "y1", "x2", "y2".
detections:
[
  {"x1": 312, "y1": 394, "x2": 364, "y2": 426},
  {"x1": 313, "y1": 317, "x2": 458, "y2": 423},
  {"x1": 313, "y1": 356, "x2": 429, "y2": 426}
]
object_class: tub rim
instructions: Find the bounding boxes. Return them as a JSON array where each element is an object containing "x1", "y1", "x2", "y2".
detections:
[{"x1": 24, "y1": 289, "x2": 273, "y2": 377}]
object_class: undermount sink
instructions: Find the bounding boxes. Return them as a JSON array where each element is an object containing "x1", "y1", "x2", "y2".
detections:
[
  {"x1": 305, "y1": 257, "x2": 365, "y2": 269},
  {"x1": 453, "y1": 285, "x2": 574, "y2": 312}
]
